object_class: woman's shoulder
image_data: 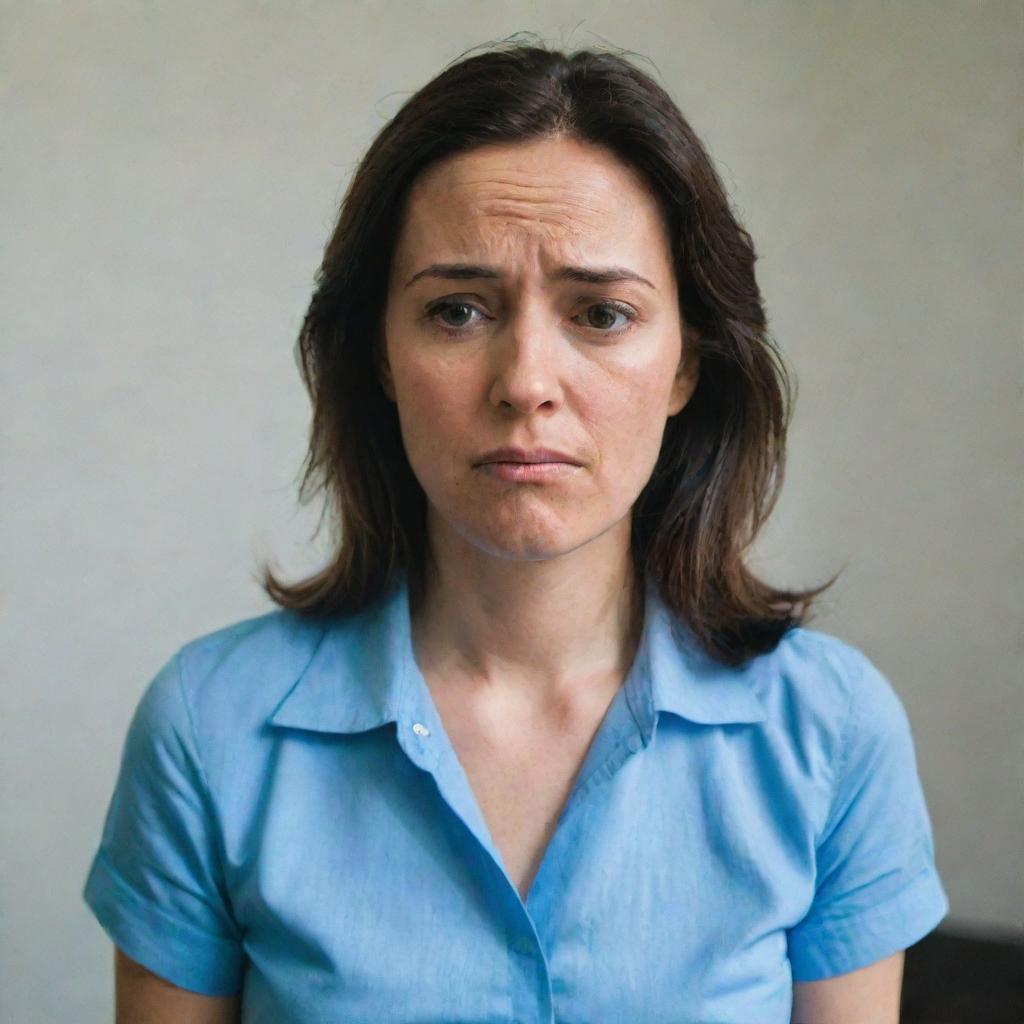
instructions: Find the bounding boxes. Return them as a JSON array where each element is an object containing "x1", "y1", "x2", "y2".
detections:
[
  {"x1": 752, "y1": 624, "x2": 912, "y2": 755},
  {"x1": 134, "y1": 609, "x2": 336, "y2": 755},
  {"x1": 768, "y1": 624, "x2": 900, "y2": 700},
  {"x1": 177, "y1": 607, "x2": 328, "y2": 685}
]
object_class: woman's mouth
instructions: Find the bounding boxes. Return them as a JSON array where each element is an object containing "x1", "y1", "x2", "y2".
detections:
[{"x1": 477, "y1": 461, "x2": 580, "y2": 483}]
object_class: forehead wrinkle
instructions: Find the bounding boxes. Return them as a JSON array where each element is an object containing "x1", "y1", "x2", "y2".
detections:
[
  {"x1": 415, "y1": 199, "x2": 596, "y2": 258},
  {"x1": 460, "y1": 173, "x2": 610, "y2": 199},
  {"x1": 437, "y1": 222, "x2": 599, "y2": 275},
  {"x1": 464, "y1": 179, "x2": 613, "y2": 220},
  {"x1": 472, "y1": 206, "x2": 603, "y2": 245},
  {"x1": 403, "y1": 173, "x2": 658, "y2": 279},
  {"x1": 456, "y1": 195, "x2": 615, "y2": 255}
]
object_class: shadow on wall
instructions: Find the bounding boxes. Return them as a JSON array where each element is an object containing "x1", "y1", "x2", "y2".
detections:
[{"x1": 901, "y1": 924, "x2": 1024, "y2": 1024}]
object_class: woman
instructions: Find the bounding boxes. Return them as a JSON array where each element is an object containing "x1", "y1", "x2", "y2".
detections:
[{"x1": 84, "y1": 40, "x2": 949, "y2": 1023}]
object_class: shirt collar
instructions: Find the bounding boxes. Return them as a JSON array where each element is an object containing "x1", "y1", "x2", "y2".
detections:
[
  {"x1": 639, "y1": 574, "x2": 768, "y2": 727},
  {"x1": 266, "y1": 569, "x2": 767, "y2": 735},
  {"x1": 267, "y1": 572, "x2": 412, "y2": 734}
]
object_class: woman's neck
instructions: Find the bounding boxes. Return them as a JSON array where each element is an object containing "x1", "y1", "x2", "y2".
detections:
[{"x1": 408, "y1": 536, "x2": 644, "y2": 712}]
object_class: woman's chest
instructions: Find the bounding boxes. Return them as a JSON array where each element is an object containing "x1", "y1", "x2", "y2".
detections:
[
  {"x1": 435, "y1": 700, "x2": 608, "y2": 902},
  {"x1": 228, "y1": 724, "x2": 816, "y2": 1024}
]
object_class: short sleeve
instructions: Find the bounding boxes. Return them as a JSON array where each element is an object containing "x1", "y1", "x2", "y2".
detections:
[
  {"x1": 82, "y1": 651, "x2": 245, "y2": 996},
  {"x1": 786, "y1": 648, "x2": 950, "y2": 981}
]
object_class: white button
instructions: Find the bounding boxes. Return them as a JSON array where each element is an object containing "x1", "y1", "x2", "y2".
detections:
[{"x1": 412, "y1": 722, "x2": 430, "y2": 737}]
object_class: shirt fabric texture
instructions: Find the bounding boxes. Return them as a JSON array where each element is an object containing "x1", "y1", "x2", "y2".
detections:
[{"x1": 83, "y1": 569, "x2": 949, "y2": 1023}]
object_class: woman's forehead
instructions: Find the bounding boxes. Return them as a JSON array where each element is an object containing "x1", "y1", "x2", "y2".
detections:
[{"x1": 393, "y1": 139, "x2": 672, "y2": 287}]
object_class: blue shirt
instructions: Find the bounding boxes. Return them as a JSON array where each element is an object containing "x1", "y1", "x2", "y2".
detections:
[{"x1": 83, "y1": 569, "x2": 949, "y2": 1023}]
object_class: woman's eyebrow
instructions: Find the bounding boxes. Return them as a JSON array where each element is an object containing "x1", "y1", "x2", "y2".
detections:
[{"x1": 403, "y1": 262, "x2": 655, "y2": 290}]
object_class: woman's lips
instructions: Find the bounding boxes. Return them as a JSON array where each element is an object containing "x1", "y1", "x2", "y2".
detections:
[{"x1": 477, "y1": 461, "x2": 580, "y2": 483}]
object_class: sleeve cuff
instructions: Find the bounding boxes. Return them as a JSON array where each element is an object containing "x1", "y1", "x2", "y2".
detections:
[
  {"x1": 82, "y1": 849, "x2": 245, "y2": 997},
  {"x1": 788, "y1": 864, "x2": 950, "y2": 982}
]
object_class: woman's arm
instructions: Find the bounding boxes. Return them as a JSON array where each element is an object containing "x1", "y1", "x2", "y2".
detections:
[
  {"x1": 791, "y1": 950, "x2": 905, "y2": 1024},
  {"x1": 115, "y1": 947, "x2": 241, "y2": 1024}
]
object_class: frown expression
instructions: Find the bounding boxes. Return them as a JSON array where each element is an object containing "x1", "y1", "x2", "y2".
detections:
[{"x1": 380, "y1": 135, "x2": 699, "y2": 563}]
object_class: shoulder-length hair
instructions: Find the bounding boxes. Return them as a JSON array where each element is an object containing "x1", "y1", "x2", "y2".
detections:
[{"x1": 259, "y1": 37, "x2": 837, "y2": 667}]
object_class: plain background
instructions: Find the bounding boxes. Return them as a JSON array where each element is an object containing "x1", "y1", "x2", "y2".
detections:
[{"x1": 3, "y1": 2, "x2": 1021, "y2": 1019}]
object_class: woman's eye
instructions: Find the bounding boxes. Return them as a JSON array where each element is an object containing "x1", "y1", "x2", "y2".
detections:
[
  {"x1": 574, "y1": 302, "x2": 636, "y2": 332},
  {"x1": 423, "y1": 298, "x2": 637, "y2": 335},
  {"x1": 425, "y1": 299, "x2": 486, "y2": 331}
]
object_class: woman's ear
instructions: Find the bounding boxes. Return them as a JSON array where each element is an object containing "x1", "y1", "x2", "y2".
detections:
[{"x1": 668, "y1": 330, "x2": 701, "y2": 416}]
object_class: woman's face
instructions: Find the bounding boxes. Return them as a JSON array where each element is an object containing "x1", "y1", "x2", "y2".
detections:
[{"x1": 380, "y1": 135, "x2": 699, "y2": 565}]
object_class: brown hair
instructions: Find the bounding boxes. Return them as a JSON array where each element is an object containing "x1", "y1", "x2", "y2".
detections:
[{"x1": 259, "y1": 35, "x2": 838, "y2": 667}]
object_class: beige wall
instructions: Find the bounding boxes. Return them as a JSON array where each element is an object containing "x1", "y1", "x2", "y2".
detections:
[{"x1": 3, "y1": 2, "x2": 1021, "y2": 1019}]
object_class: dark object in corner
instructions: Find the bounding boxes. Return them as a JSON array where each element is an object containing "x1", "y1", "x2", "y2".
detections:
[{"x1": 901, "y1": 924, "x2": 1024, "y2": 1024}]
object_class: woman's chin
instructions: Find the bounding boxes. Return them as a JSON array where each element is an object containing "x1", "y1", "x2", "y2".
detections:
[{"x1": 462, "y1": 523, "x2": 614, "y2": 563}]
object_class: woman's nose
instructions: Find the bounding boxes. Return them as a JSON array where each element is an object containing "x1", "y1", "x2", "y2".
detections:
[{"x1": 487, "y1": 309, "x2": 565, "y2": 414}]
